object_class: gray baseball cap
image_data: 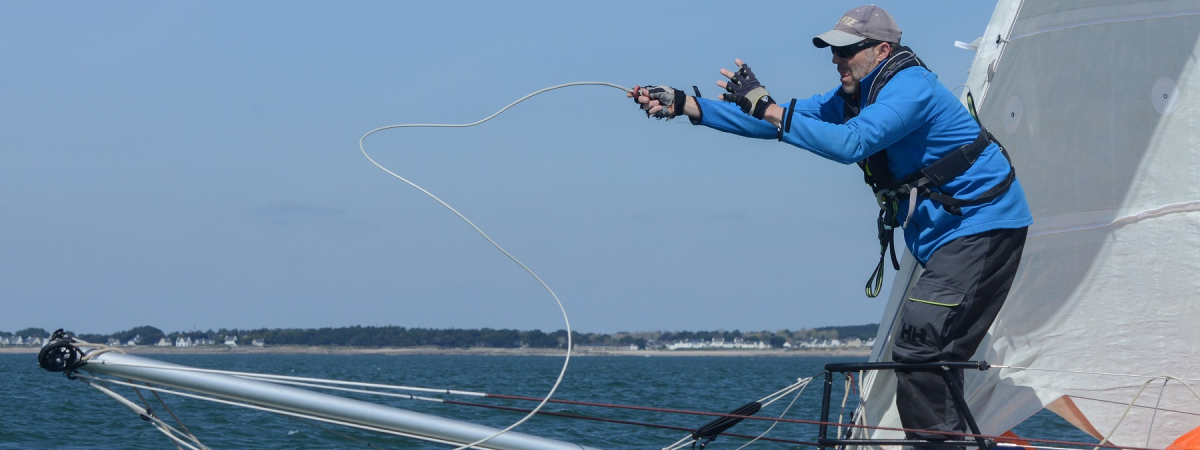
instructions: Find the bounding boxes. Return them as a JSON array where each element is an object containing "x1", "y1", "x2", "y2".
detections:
[{"x1": 812, "y1": 4, "x2": 902, "y2": 48}]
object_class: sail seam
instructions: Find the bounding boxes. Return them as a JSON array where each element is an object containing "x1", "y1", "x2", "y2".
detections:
[
  {"x1": 1028, "y1": 200, "x2": 1200, "y2": 238},
  {"x1": 1011, "y1": 10, "x2": 1200, "y2": 41}
]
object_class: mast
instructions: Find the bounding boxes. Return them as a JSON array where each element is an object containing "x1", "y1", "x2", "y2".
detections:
[{"x1": 74, "y1": 351, "x2": 603, "y2": 450}]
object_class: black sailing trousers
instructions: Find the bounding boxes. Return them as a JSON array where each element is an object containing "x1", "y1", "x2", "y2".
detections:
[{"x1": 891, "y1": 226, "x2": 1028, "y2": 448}]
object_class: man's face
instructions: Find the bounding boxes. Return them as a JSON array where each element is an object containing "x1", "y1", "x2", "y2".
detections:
[{"x1": 832, "y1": 42, "x2": 884, "y2": 95}]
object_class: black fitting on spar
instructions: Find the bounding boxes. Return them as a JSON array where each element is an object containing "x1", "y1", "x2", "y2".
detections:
[
  {"x1": 37, "y1": 329, "x2": 85, "y2": 375},
  {"x1": 689, "y1": 401, "x2": 762, "y2": 449}
]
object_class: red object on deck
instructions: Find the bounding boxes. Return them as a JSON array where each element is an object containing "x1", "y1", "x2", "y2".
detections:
[
  {"x1": 998, "y1": 430, "x2": 1033, "y2": 450},
  {"x1": 1168, "y1": 426, "x2": 1200, "y2": 450}
]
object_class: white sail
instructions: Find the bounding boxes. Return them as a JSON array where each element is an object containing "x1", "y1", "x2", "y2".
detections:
[{"x1": 860, "y1": 0, "x2": 1200, "y2": 447}]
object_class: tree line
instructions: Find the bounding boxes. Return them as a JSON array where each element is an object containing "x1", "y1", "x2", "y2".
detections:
[{"x1": 3, "y1": 324, "x2": 879, "y2": 349}]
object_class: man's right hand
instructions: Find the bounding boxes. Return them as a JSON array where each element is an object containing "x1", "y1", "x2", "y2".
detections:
[{"x1": 630, "y1": 85, "x2": 688, "y2": 119}]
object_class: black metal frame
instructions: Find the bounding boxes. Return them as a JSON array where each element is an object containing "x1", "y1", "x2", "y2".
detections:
[{"x1": 817, "y1": 361, "x2": 995, "y2": 450}]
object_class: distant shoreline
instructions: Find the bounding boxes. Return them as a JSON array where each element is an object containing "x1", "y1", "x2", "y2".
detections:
[{"x1": 2, "y1": 345, "x2": 869, "y2": 357}]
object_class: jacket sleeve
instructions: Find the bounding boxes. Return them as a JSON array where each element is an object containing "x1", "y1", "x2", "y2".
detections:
[
  {"x1": 694, "y1": 97, "x2": 780, "y2": 139},
  {"x1": 694, "y1": 90, "x2": 842, "y2": 139},
  {"x1": 779, "y1": 73, "x2": 933, "y2": 164}
]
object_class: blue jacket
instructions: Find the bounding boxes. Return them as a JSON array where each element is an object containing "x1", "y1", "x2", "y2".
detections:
[{"x1": 694, "y1": 63, "x2": 1032, "y2": 264}]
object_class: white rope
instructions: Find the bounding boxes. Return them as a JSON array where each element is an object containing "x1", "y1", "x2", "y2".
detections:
[
  {"x1": 969, "y1": 365, "x2": 1200, "y2": 447},
  {"x1": 733, "y1": 378, "x2": 814, "y2": 450},
  {"x1": 1089, "y1": 375, "x2": 1200, "y2": 450},
  {"x1": 77, "y1": 374, "x2": 501, "y2": 450},
  {"x1": 856, "y1": 370, "x2": 868, "y2": 436},
  {"x1": 757, "y1": 377, "x2": 814, "y2": 407},
  {"x1": 356, "y1": 81, "x2": 630, "y2": 450},
  {"x1": 837, "y1": 375, "x2": 853, "y2": 439},
  {"x1": 662, "y1": 377, "x2": 815, "y2": 450},
  {"x1": 68, "y1": 82, "x2": 637, "y2": 449},
  {"x1": 662, "y1": 435, "x2": 694, "y2": 450}
]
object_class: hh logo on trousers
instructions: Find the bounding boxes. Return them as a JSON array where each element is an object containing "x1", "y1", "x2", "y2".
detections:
[{"x1": 900, "y1": 324, "x2": 929, "y2": 345}]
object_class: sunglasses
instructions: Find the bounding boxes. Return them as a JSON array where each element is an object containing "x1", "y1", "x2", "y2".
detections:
[{"x1": 831, "y1": 40, "x2": 882, "y2": 59}]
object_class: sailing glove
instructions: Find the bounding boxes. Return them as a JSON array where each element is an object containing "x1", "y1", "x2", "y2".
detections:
[
  {"x1": 637, "y1": 85, "x2": 687, "y2": 119},
  {"x1": 722, "y1": 64, "x2": 775, "y2": 120}
]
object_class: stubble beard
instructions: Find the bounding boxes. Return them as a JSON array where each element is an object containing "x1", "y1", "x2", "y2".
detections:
[{"x1": 840, "y1": 48, "x2": 878, "y2": 96}]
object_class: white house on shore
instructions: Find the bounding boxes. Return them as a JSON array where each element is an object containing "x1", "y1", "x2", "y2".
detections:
[
  {"x1": 667, "y1": 337, "x2": 770, "y2": 350},
  {"x1": 794, "y1": 337, "x2": 875, "y2": 349},
  {"x1": 575, "y1": 343, "x2": 637, "y2": 352}
]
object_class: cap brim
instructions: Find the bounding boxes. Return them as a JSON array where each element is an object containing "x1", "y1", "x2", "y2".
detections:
[{"x1": 812, "y1": 30, "x2": 865, "y2": 48}]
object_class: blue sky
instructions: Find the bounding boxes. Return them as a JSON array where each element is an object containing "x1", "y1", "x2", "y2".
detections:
[{"x1": 1, "y1": 2, "x2": 1000, "y2": 335}]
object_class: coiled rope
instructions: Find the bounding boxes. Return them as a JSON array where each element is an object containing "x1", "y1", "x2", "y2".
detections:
[{"x1": 357, "y1": 81, "x2": 632, "y2": 450}]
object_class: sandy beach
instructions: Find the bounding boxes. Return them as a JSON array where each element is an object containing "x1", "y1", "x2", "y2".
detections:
[{"x1": 4, "y1": 345, "x2": 869, "y2": 357}]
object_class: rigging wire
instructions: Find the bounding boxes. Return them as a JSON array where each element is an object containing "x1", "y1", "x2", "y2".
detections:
[
  {"x1": 87, "y1": 355, "x2": 821, "y2": 426},
  {"x1": 660, "y1": 378, "x2": 815, "y2": 450},
  {"x1": 435, "y1": 397, "x2": 819, "y2": 448},
  {"x1": 995, "y1": 363, "x2": 1200, "y2": 447},
  {"x1": 73, "y1": 353, "x2": 1174, "y2": 450},
  {"x1": 1145, "y1": 379, "x2": 1170, "y2": 449},
  {"x1": 84, "y1": 353, "x2": 823, "y2": 426},
  {"x1": 82, "y1": 378, "x2": 208, "y2": 450},
  {"x1": 730, "y1": 381, "x2": 811, "y2": 450},
  {"x1": 356, "y1": 81, "x2": 632, "y2": 450},
  {"x1": 994, "y1": 364, "x2": 1200, "y2": 383},
  {"x1": 827, "y1": 370, "x2": 1171, "y2": 450},
  {"x1": 77, "y1": 372, "x2": 821, "y2": 447},
  {"x1": 1088, "y1": 375, "x2": 1200, "y2": 450},
  {"x1": 71, "y1": 335, "x2": 1200, "y2": 448},
  {"x1": 78, "y1": 368, "x2": 1161, "y2": 450},
  {"x1": 129, "y1": 381, "x2": 200, "y2": 450},
  {"x1": 83, "y1": 350, "x2": 1183, "y2": 450},
  {"x1": 76, "y1": 374, "x2": 509, "y2": 450}
]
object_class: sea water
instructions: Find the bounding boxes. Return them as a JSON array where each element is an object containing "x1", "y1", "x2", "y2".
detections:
[{"x1": 0, "y1": 353, "x2": 1090, "y2": 449}]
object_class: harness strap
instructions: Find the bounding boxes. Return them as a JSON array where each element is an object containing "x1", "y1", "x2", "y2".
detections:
[
  {"x1": 879, "y1": 128, "x2": 1016, "y2": 217},
  {"x1": 847, "y1": 46, "x2": 1017, "y2": 297},
  {"x1": 865, "y1": 207, "x2": 900, "y2": 298}
]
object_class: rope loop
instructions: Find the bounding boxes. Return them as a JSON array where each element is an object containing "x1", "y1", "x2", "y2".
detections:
[{"x1": 358, "y1": 81, "x2": 631, "y2": 450}]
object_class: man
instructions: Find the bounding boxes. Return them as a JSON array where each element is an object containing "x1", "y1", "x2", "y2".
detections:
[{"x1": 629, "y1": 4, "x2": 1032, "y2": 447}]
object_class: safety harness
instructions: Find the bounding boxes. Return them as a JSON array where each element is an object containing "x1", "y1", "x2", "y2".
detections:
[{"x1": 844, "y1": 46, "x2": 1016, "y2": 297}]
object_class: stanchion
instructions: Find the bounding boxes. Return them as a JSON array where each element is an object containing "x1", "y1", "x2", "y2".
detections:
[{"x1": 816, "y1": 361, "x2": 995, "y2": 450}]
